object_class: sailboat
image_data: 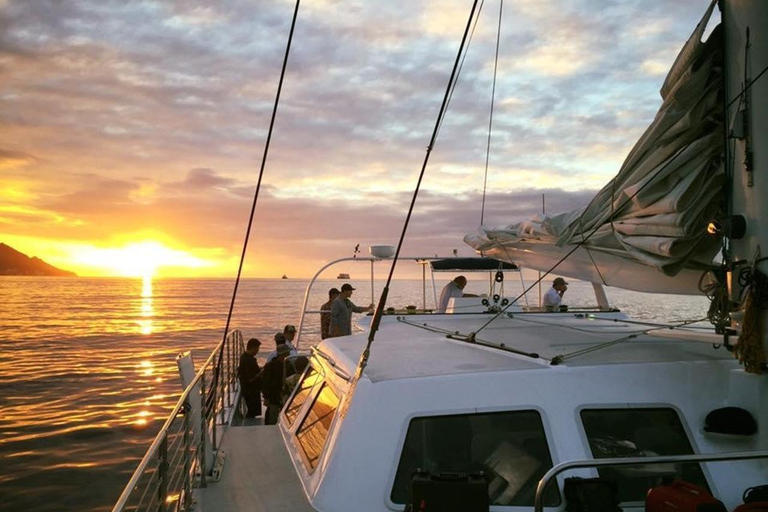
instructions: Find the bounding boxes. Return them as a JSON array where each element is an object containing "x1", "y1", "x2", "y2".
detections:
[{"x1": 112, "y1": 1, "x2": 767, "y2": 511}]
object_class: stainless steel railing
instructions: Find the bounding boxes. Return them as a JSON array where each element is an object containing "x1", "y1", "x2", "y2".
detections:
[
  {"x1": 533, "y1": 450, "x2": 768, "y2": 512},
  {"x1": 111, "y1": 330, "x2": 245, "y2": 512}
]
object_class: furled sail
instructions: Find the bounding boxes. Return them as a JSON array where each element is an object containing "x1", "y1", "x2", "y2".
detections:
[{"x1": 466, "y1": 1, "x2": 725, "y2": 295}]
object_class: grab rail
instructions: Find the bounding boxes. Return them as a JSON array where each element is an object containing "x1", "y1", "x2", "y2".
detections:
[
  {"x1": 111, "y1": 330, "x2": 245, "y2": 512},
  {"x1": 533, "y1": 450, "x2": 768, "y2": 512}
]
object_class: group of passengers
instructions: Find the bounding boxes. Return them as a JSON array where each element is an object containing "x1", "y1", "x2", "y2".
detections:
[
  {"x1": 237, "y1": 324, "x2": 309, "y2": 425},
  {"x1": 320, "y1": 283, "x2": 373, "y2": 339},
  {"x1": 238, "y1": 277, "x2": 569, "y2": 423},
  {"x1": 437, "y1": 275, "x2": 568, "y2": 313}
]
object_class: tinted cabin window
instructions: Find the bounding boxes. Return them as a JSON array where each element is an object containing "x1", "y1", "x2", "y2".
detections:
[
  {"x1": 581, "y1": 408, "x2": 709, "y2": 503},
  {"x1": 284, "y1": 366, "x2": 321, "y2": 427},
  {"x1": 391, "y1": 411, "x2": 560, "y2": 507},
  {"x1": 296, "y1": 383, "x2": 340, "y2": 470}
]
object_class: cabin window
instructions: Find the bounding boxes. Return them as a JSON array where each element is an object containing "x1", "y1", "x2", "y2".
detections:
[
  {"x1": 391, "y1": 410, "x2": 560, "y2": 507},
  {"x1": 284, "y1": 366, "x2": 322, "y2": 427},
  {"x1": 580, "y1": 408, "x2": 709, "y2": 503},
  {"x1": 296, "y1": 382, "x2": 340, "y2": 471}
]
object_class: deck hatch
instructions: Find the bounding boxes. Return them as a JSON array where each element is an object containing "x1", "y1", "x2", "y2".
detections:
[
  {"x1": 391, "y1": 410, "x2": 560, "y2": 507},
  {"x1": 580, "y1": 407, "x2": 709, "y2": 503},
  {"x1": 296, "y1": 382, "x2": 340, "y2": 471}
]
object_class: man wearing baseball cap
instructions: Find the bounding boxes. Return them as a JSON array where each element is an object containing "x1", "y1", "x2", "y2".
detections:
[
  {"x1": 328, "y1": 283, "x2": 373, "y2": 337},
  {"x1": 543, "y1": 277, "x2": 568, "y2": 311}
]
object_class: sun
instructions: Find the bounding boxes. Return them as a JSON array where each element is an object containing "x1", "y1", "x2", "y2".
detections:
[{"x1": 72, "y1": 240, "x2": 208, "y2": 278}]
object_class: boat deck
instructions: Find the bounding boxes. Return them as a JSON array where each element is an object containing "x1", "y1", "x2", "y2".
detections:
[
  {"x1": 195, "y1": 426, "x2": 315, "y2": 512},
  {"x1": 321, "y1": 311, "x2": 733, "y2": 383}
]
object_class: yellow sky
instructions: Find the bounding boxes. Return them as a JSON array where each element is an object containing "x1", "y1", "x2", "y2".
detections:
[{"x1": 0, "y1": 1, "x2": 702, "y2": 277}]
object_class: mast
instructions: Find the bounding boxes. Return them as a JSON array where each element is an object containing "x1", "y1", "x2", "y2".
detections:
[{"x1": 722, "y1": 0, "x2": 768, "y2": 373}]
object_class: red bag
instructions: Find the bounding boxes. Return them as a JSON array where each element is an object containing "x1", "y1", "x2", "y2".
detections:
[
  {"x1": 646, "y1": 479, "x2": 726, "y2": 512},
  {"x1": 733, "y1": 503, "x2": 768, "y2": 512}
]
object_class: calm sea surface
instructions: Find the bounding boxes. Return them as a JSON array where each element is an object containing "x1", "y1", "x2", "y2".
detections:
[{"x1": 0, "y1": 276, "x2": 711, "y2": 512}]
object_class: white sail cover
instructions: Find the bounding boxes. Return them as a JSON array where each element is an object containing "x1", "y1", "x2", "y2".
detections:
[{"x1": 466, "y1": 1, "x2": 724, "y2": 295}]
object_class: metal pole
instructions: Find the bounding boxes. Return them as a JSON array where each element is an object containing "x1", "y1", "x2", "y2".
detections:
[
  {"x1": 182, "y1": 406, "x2": 190, "y2": 512},
  {"x1": 226, "y1": 334, "x2": 232, "y2": 408},
  {"x1": 211, "y1": 365, "x2": 218, "y2": 465},
  {"x1": 370, "y1": 259, "x2": 375, "y2": 308},
  {"x1": 539, "y1": 193, "x2": 545, "y2": 308},
  {"x1": 199, "y1": 371, "x2": 207, "y2": 489},
  {"x1": 158, "y1": 433, "x2": 168, "y2": 512},
  {"x1": 533, "y1": 450, "x2": 768, "y2": 512}
]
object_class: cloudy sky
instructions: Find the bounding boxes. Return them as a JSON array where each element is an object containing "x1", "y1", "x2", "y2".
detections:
[{"x1": 0, "y1": 0, "x2": 710, "y2": 277}]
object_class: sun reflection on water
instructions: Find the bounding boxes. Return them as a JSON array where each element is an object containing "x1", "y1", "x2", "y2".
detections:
[
  {"x1": 134, "y1": 410, "x2": 150, "y2": 427},
  {"x1": 139, "y1": 360, "x2": 154, "y2": 376},
  {"x1": 138, "y1": 275, "x2": 154, "y2": 335}
]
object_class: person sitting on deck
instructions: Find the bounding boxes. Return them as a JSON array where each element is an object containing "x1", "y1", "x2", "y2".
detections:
[
  {"x1": 238, "y1": 338, "x2": 263, "y2": 419},
  {"x1": 436, "y1": 275, "x2": 477, "y2": 313},
  {"x1": 262, "y1": 344, "x2": 291, "y2": 425},
  {"x1": 329, "y1": 283, "x2": 373, "y2": 337},
  {"x1": 282, "y1": 356, "x2": 309, "y2": 403},
  {"x1": 543, "y1": 277, "x2": 568, "y2": 311}
]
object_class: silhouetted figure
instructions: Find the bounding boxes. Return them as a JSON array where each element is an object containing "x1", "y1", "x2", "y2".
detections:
[
  {"x1": 320, "y1": 288, "x2": 340, "y2": 339},
  {"x1": 238, "y1": 338, "x2": 262, "y2": 418},
  {"x1": 262, "y1": 344, "x2": 291, "y2": 425}
]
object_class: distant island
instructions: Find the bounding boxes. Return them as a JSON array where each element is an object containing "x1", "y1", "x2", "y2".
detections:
[{"x1": 0, "y1": 243, "x2": 77, "y2": 277}]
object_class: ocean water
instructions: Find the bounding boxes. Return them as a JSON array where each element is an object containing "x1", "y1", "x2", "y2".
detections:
[{"x1": 0, "y1": 276, "x2": 711, "y2": 512}]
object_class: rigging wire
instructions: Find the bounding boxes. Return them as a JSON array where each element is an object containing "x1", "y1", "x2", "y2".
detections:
[
  {"x1": 480, "y1": 0, "x2": 503, "y2": 226},
  {"x1": 352, "y1": 0, "x2": 481, "y2": 380},
  {"x1": 726, "y1": 61, "x2": 767, "y2": 109},
  {"x1": 211, "y1": 0, "x2": 301, "y2": 394},
  {"x1": 435, "y1": 0, "x2": 486, "y2": 140}
]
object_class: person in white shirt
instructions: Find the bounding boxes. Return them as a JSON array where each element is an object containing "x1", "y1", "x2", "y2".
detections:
[
  {"x1": 437, "y1": 276, "x2": 477, "y2": 313},
  {"x1": 543, "y1": 277, "x2": 568, "y2": 310}
]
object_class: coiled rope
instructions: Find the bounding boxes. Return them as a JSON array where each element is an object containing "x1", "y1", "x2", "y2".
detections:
[{"x1": 734, "y1": 258, "x2": 768, "y2": 373}]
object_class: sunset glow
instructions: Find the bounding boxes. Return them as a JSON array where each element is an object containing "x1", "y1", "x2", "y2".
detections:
[
  {"x1": 0, "y1": 1, "x2": 708, "y2": 277},
  {"x1": 70, "y1": 241, "x2": 209, "y2": 278}
]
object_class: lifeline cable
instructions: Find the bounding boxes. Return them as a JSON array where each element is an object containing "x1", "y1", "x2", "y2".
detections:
[
  {"x1": 352, "y1": 0, "x2": 481, "y2": 381},
  {"x1": 210, "y1": 0, "x2": 302, "y2": 400}
]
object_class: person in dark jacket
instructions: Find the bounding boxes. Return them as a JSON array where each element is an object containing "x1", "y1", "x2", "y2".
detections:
[
  {"x1": 238, "y1": 338, "x2": 262, "y2": 418},
  {"x1": 261, "y1": 343, "x2": 291, "y2": 425},
  {"x1": 320, "y1": 288, "x2": 340, "y2": 339}
]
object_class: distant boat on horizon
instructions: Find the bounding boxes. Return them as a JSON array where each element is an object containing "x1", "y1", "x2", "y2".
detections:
[
  {"x1": 336, "y1": 273, "x2": 350, "y2": 279},
  {"x1": 281, "y1": 274, "x2": 288, "y2": 279}
]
